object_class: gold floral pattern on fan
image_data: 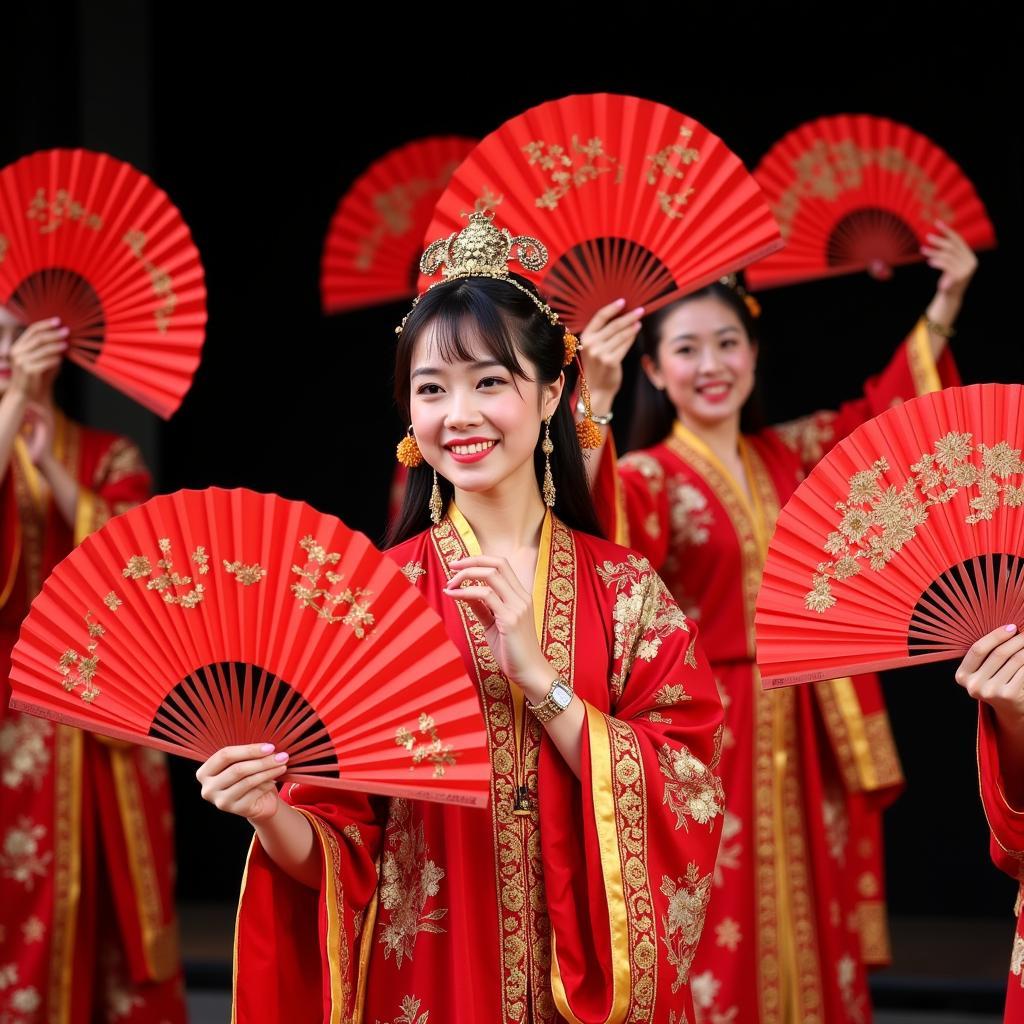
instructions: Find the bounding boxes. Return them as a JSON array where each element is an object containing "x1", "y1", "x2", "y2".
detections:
[
  {"x1": 395, "y1": 714, "x2": 457, "y2": 779},
  {"x1": 57, "y1": 612, "x2": 105, "y2": 702},
  {"x1": 523, "y1": 136, "x2": 623, "y2": 210},
  {"x1": 290, "y1": 535, "x2": 375, "y2": 634},
  {"x1": 806, "y1": 433, "x2": 1024, "y2": 612}
]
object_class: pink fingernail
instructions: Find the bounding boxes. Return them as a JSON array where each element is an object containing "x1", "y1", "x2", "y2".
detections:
[
  {"x1": 633, "y1": 307, "x2": 645, "y2": 316},
  {"x1": 260, "y1": 743, "x2": 275, "y2": 753},
  {"x1": 615, "y1": 297, "x2": 626, "y2": 307},
  {"x1": 59, "y1": 327, "x2": 70, "y2": 336},
  {"x1": 1005, "y1": 624, "x2": 1018, "y2": 633},
  {"x1": 274, "y1": 752, "x2": 289, "y2": 763}
]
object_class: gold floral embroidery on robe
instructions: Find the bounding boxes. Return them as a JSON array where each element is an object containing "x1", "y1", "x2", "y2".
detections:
[
  {"x1": 667, "y1": 479, "x2": 713, "y2": 548},
  {"x1": 713, "y1": 811, "x2": 742, "y2": 888},
  {"x1": 400, "y1": 561, "x2": 426, "y2": 586},
  {"x1": 655, "y1": 684, "x2": 690, "y2": 705},
  {"x1": 620, "y1": 452, "x2": 665, "y2": 540},
  {"x1": 658, "y1": 743, "x2": 724, "y2": 831},
  {"x1": 1011, "y1": 933, "x2": 1023, "y2": 987},
  {"x1": 596, "y1": 555, "x2": 695, "y2": 697},
  {"x1": 1, "y1": 818, "x2": 52, "y2": 890},
  {"x1": 375, "y1": 994, "x2": 430, "y2": 1024},
  {"x1": 773, "y1": 411, "x2": 839, "y2": 467},
  {"x1": 0, "y1": 716, "x2": 53, "y2": 788},
  {"x1": 378, "y1": 799, "x2": 447, "y2": 968},
  {"x1": 660, "y1": 862, "x2": 712, "y2": 993}
]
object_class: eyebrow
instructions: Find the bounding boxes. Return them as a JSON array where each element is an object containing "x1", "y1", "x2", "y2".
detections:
[
  {"x1": 668, "y1": 326, "x2": 742, "y2": 342},
  {"x1": 411, "y1": 359, "x2": 506, "y2": 379}
]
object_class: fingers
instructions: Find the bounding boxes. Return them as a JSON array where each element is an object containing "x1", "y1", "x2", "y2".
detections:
[
  {"x1": 955, "y1": 625, "x2": 1021, "y2": 686},
  {"x1": 12, "y1": 319, "x2": 70, "y2": 355},
  {"x1": 582, "y1": 300, "x2": 644, "y2": 347},
  {"x1": 196, "y1": 742, "x2": 279, "y2": 780},
  {"x1": 216, "y1": 764, "x2": 289, "y2": 807},
  {"x1": 445, "y1": 567, "x2": 519, "y2": 607}
]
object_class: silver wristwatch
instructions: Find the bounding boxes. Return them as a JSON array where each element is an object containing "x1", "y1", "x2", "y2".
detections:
[{"x1": 527, "y1": 677, "x2": 574, "y2": 723}]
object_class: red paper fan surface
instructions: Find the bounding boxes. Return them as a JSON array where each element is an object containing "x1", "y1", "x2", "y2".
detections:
[
  {"x1": 746, "y1": 115, "x2": 996, "y2": 289},
  {"x1": 419, "y1": 93, "x2": 782, "y2": 331},
  {"x1": 8, "y1": 488, "x2": 489, "y2": 806},
  {"x1": 0, "y1": 148, "x2": 207, "y2": 418},
  {"x1": 756, "y1": 385, "x2": 1024, "y2": 686},
  {"x1": 320, "y1": 136, "x2": 475, "y2": 313}
]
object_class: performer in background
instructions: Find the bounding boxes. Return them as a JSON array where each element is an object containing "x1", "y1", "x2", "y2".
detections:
[
  {"x1": 200, "y1": 214, "x2": 725, "y2": 1024},
  {"x1": 0, "y1": 309, "x2": 184, "y2": 1023},
  {"x1": 578, "y1": 221, "x2": 975, "y2": 1021}
]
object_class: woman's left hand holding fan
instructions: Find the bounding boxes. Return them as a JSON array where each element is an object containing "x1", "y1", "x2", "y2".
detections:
[{"x1": 955, "y1": 624, "x2": 1024, "y2": 805}]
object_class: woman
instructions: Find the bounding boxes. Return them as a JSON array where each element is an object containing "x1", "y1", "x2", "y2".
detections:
[
  {"x1": 578, "y1": 222, "x2": 974, "y2": 1022},
  {"x1": 953, "y1": 624, "x2": 1024, "y2": 1021},
  {"x1": 0, "y1": 309, "x2": 184, "y2": 1022},
  {"x1": 199, "y1": 214, "x2": 725, "y2": 1023}
]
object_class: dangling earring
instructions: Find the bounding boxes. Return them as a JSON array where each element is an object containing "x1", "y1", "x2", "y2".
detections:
[
  {"x1": 429, "y1": 468, "x2": 443, "y2": 525},
  {"x1": 541, "y1": 416, "x2": 556, "y2": 508},
  {"x1": 396, "y1": 425, "x2": 423, "y2": 468}
]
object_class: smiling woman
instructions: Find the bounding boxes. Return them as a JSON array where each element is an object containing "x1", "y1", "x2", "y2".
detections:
[{"x1": 206, "y1": 213, "x2": 727, "y2": 1024}]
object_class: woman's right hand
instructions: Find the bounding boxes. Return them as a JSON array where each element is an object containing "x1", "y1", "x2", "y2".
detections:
[
  {"x1": 195, "y1": 743, "x2": 290, "y2": 824},
  {"x1": 580, "y1": 298, "x2": 644, "y2": 413},
  {"x1": 7, "y1": 318, "x2": 69, "y2": 400}
]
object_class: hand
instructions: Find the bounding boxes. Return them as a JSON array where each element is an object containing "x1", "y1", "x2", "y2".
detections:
[
  {"x1": 954, "y1": 624, "x2": 1024, "y2": 730},
  {"x1": 22, "y1": 402, "x2": 53, "y2": 465},
  {"x1": 444, "y1": 556, "x2": 551, "y2": 695},
  {"x1": 8, "y1": 318, "x2": 69, "y2": 401},
  {"x1": 921, "y1": 221, "x2": 977, "y2": 300},
  {"x1": 195, "y1": 743, "x2": 290, "y2": 823},
  {"x1": 580, "y1": 298, "x2": 644, "y2": 414}
]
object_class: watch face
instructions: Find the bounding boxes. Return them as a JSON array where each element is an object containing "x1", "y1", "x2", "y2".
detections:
[{"x1": 552, "y1": 681, "x2": 573, "y2": 709}]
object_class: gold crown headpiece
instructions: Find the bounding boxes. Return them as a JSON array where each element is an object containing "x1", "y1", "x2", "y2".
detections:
[{"x1": 395, "y1": 212, "x2": 599, "y2": 453}]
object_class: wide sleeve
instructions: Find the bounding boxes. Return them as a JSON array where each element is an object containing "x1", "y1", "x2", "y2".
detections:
[
  {"x1": 233, "y1": 785, "x2": 386, "y2": 1024},
  {"x1": 770, "y1": 318, "x2": 961, "y2": 473},
  {"x1": 75, "y1": 436, "x2": 152, "y2": 543},
  {"x1": 592, "y1": 437, "x2": 672, "y2": 568},
  {"x1": 539, "y1": 555, "x2": 725, "y2": 1023},
  {"x1": 976, "y1": 708, "x2": 1024, "y2": 1014}
]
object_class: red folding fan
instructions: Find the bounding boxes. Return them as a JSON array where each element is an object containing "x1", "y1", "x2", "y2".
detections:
[
  {"x1": 746, "y1": 115, "x2": 996, "y2": 289},
  {"x1": 418, "y1": 93, "x2": 783, "y2": 332},
  {"x1": 8, "y1": 488, "x2": 489, "y2": 807},
  {"x1": 755, "y1": 385, "x2": 1024, "y2": 687},
  {"x1": 320, "y1": 136, "x2": 476, "y2": 313},
  {"x1": 0, "y1": 149, "x2": 207, "y2": 418}
]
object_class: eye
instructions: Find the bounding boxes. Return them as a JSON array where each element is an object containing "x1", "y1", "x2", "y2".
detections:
[
  {"x1": 416, "y1": 383, "x2": 444, "y2": 396},
  {"x1": 672, "y1": 344, "x2": 696, "y2": 357},
  {"x1": 719, "y1": 336, "x2": 739, "y2": 349},
  {"x1": 477, "y1": 376, "x2": 507, "y2": 389}
]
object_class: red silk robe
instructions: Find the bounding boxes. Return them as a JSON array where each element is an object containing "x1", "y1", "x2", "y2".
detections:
[
  {"x1": 592, "y1": 322, "x2": 959, "y2": 1022},
  {"x1": 0, "y1": 416, "x2": 184, "y2": 1023},
  {"x1": 234, "y1": 507, "x2": 725, "y2": 1023},
  {"x1": 977, "y1": 710, "x2": 1024, "y2": 1022}
]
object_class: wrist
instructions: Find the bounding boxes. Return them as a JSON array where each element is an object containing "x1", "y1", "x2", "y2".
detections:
[{"x1": 515, "y1": 659, "x2": 558, "y2": 704}]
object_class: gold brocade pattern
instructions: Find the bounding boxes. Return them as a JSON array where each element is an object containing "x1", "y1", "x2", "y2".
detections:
[
  {"x1": 772, "y1": 412, "x2": 838, "y2": 467},
  {"x1": 805, "y1": 434, "x2": 1024, "y2": 612},
  {"x1": 620, "y1": 453, "x2": 665, "y2": 541},
  {"x1": 91, "y1": 438, "x2": 146, "y2": 488},
  {"x1": 596, "y1": 555, "x2": 694, "y2": 699},
  {"x1": 429, "y1": 515, "x2": 549, "y2": 1023},
  {"x1": 607, "y1": 717, "x2": 658, "y2": 1021},
  {"x1": 0, "y1": 716, "x2": 53, "y2": 789},
  {"x1": 659, "y1": 863, "x2": 712, "y2": 994},
  {"x1": 378, "y1": 799, "x2": 447, "y2": 970},
  {"x1": 657, "y1": 743, "x2": 724, "y2": 833},
  {"x1": 1010, "y1": 934, "x2": 1022, "y2": 988}
]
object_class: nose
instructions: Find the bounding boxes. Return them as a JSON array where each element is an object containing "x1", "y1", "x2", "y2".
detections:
[
  {"x1": 696, "y1": 344, "x2": 721, "y2": 375},
  {"x1": 445, "y1": 386, "x2": 483, "y2": 430}
]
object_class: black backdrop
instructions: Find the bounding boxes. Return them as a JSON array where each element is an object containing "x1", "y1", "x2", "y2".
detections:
[{"x1": 8, "y1": 2, "x2": 1023, "y2": 916}]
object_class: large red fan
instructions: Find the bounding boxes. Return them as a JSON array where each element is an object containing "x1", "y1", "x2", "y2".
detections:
[
  {"x1": 320, "y1": 136, "x2": 476, "y2": 313},
  {"x1": 419, "y1": 93, "x2": 782, "y2": 331},
  {"x1": 756, "y1": 385, "x2": 1024, "y2": 687},
  {"x1": 8, "y1": 488, "x2": 489, "y2": 807},
  {"x1": 746, "y1": 115, "x2": 996, "y2": 289},
  {"x1": 0, "y1": 149, "x2": 207, "y2": 418}
]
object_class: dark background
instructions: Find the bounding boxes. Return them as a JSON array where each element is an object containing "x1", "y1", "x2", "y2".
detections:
[{"x1": 7, "y1": 2, "x2": 1022, "y2": 920}]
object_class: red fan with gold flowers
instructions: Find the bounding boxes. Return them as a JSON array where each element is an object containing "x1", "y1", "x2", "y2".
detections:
[
  {"x1": 419, "y1": 93, "x2": 782, "y2": 332},
  {"x1": 320, "y1": 136, "x2": 476, "y2": 313},
  {"x1": 8, "y1": 488, "x2": 489, "y2": 807},
  {"x1": 745, "y1": 114, "x2": 996, "y2": 289},
  {"x1": 0, "y1": 148, "x2": 207, "y2": 418},
  {"x1": 756, "y1": 385, "x2": 1024, "y2": 687}
]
